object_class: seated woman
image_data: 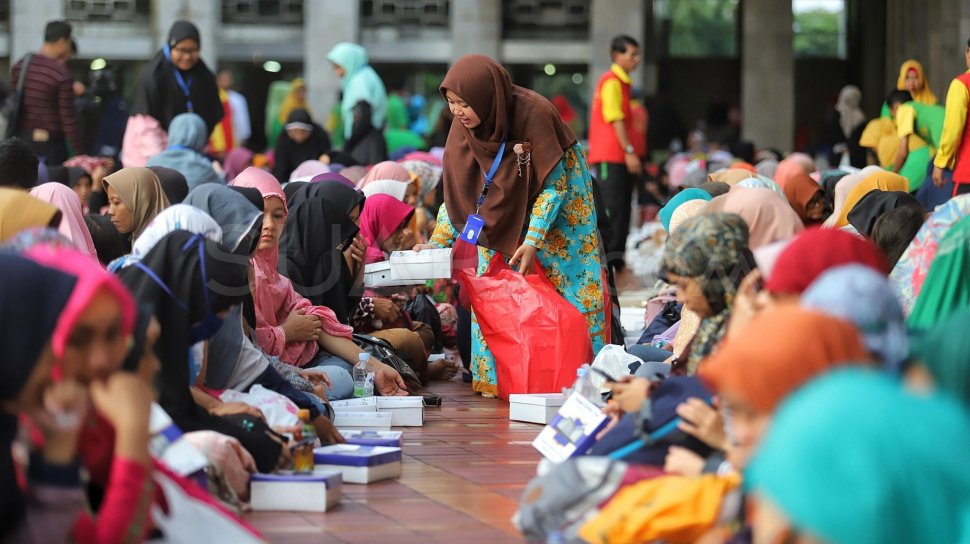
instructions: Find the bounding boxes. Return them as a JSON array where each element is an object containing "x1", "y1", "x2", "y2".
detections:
[
  {"x1": 272, "y1": 109, "x2": 331, "y2": 183},
  {"x1": 0, "y1": 188, "x2": 62, "y2": 242},
  {"x1": 2, "y1": 249, "x2": 155, "y2": 543},
  {"x1": 358, "y1": 193, "x2": 458, "y2": 383},
  {"x1": 28, "y1": 182, "x2": 100, "y2": 262},
  {"x1": 146, "y1": 113, "x2": 224, "y2": 190},
  {"x1": 358, "y1": 161, "x2": 420, "y2": 207},
  {"x1": 231, "y1": 167, "x2": 409, "y2": 399},
  {"x1": 101, "y1": 166, "x2": 170, "y2": 250},
  {"x1": 119, "y1": 230, "x2": 287, "y2": 473}
]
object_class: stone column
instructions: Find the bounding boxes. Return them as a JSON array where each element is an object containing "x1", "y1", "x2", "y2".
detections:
[
  {"x1": 450, "y1": 1, "x2": 501, "y2": 62},
  {"x1": 10, "y1": 0, "x2": 64, "y2": 61},
  {"x1": 305, "y1": 0, "x2": 359, "y2": 127},
  {"x1": 741, "y1": 0, "x2": 794, "y2": 151},
  {"x1": 153, "y1": 0, "x2": 220, "y2": 71},
  {"x1": 588, "y1": 0, "x2": 646, "y2": 92}
]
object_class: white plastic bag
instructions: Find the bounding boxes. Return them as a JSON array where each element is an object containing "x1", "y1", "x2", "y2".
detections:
[
  {"x1": 150, "y1": 472, "x2": 265, "y2": 543},
  {"x1": 219, "y1": 384, "x2": 300, "y2": 428},
  {"x1": 589, "y1": 345, "x2": 644, "y2": 391}
]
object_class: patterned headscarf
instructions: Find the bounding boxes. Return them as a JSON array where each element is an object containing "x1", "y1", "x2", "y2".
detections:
[{"x1": 659, "y1": 213, "x2": 755, "y2": 370}]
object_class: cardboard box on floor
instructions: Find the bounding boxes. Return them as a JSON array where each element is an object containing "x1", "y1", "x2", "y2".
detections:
[
  {"x1": 314, "y1": 445, "x2": 403, "y2": 484},
  {"x1": 250, "y1": 469, "x2": 343, "y2": 512},
  {"x1": 508, "y1": 393, "x2": 565, "y2": 425},
  {"x1": 332, "y1": 396, "x2": 424, "y2": 427}
]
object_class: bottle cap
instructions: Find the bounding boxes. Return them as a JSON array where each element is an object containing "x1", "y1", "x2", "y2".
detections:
[
  {"x1": 298, "y1": 409, "x2": 310, "y2": 420},
  {"x1": 358, "y1": 352, "x2": 370, "y2": 362}
]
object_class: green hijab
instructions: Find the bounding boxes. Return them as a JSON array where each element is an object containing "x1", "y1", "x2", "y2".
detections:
[
  {"x1": 747, "y1": 368, "x2": 970, "y2": 544},
  {"x1": 658, "y1": 188, "x2": 712, "y2": 233},
  {"x1": 914, "y1": 307, "x2": 970, "y2": 408},
  {"x1": 908, "y1": 214, "x2": 970, "y2": 330}
]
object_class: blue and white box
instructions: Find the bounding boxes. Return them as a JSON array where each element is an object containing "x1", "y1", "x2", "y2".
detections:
[
  {"x1": 339, "y1": 430, "x2": 404, "y2": 448},
  {"x1": 532, "y1": 393, "x2": 609, "y2": 463},
  {"x1": 250, "y1": 469, "x2": 343, "y2": 512},
  {"x1": 314, "y1": 445, "x2": 403, "y2": 484}
]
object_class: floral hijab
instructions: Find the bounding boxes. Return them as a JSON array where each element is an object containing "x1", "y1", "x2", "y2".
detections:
[{"x1": 659, "y1": 212, "x2": 755, "y2": 371}]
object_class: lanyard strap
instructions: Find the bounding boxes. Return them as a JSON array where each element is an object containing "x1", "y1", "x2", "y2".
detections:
[
  {"x1": 164, "y1": 44, "x2": 194, "y2": 113},
  {"x1": 475, "y1": 139, "x2": 507, "y2": 213},
  {"x1": 132, "y1": 234, "x2": 211, "y2": 314}
]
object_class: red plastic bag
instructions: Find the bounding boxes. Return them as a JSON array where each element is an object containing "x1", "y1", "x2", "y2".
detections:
[{"x1": 456, "y1": 252, "x2": 594, "y2": 400}]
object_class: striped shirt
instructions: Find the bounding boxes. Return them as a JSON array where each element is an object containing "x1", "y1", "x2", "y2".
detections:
[{"x1": 10, "y1": 53, "x2": 83, "y2": 153}]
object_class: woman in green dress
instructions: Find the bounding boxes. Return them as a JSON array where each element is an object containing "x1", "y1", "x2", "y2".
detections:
[{"x1": 416, "y1": 55, "x2": 606, "y2": 397}]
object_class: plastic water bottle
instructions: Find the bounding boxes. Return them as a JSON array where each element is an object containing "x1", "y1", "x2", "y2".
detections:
[
  {"x1": 353, "y1": 352, "x2": 375, "y2": 397},
  {"x1": 575, "y1": 365, "x2": 599, "y2": 404}
]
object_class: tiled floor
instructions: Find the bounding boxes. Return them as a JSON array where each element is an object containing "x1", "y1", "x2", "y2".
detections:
[{"x1": 245, "y1": 381, "x2": 542, "y2": 543}]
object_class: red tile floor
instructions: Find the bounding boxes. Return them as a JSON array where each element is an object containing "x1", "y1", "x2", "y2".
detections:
[{"x1": 245, "y1": 381, "x2": 541, "y2": 543}]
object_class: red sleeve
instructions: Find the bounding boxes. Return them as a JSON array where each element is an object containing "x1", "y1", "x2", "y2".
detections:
[{"x1": 72, "y1": 457, "x2": 153, "y2": 544}]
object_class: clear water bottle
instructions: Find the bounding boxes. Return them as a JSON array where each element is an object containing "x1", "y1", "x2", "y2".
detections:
[
  {"x1": 575, "y1": 365, "x2": 599, "y2": 403},
  {"x1": 353, "y1": 352, "x2": 375, "y2": 397}
]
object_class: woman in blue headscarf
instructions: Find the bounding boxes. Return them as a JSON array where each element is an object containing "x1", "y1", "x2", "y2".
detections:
[
  {"x1": 146, "y1": 113, "x2": 224, "y2": 190},
  {"x1": 658, "y1": 188, "x2": 712, "y2": 232},
  {"x1": 326, "y1": 42, "x2": 388, "y2": 141}
]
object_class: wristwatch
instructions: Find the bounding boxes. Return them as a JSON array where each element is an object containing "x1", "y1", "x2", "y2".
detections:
[{"x1": 624, "y1": 144, "x2": 635, "y2": 155}]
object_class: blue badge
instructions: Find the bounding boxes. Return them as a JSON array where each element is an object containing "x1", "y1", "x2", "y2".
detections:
[{"x1": 461, "y1": 214, "x2": 485, "y2": 245}]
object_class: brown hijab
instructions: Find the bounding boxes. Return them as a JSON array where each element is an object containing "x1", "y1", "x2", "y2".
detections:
[
  {"x1": 439, "y1": 55, "x2": 576, "y2": 256},
  {"x1": 102, "y1": 167, "x2": 170, "y2": 241}
]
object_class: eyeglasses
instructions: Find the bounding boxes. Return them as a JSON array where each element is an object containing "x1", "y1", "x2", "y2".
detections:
[{"x1": 172, "y1": 46, "x2": 200, "y2": 56}]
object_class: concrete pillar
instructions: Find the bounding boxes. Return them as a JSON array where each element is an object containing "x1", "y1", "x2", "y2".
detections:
[
  {"x1": 449, "y1": 1, "x2": 501, "y2": 62},
  {"x1": 741, "y1": 0, "x2": 794, "y2": 151},
  {"x1": 588, "y1": 0, "x2": 646, "y2": 93},
  {"x1": 305, "y1": 0, "x2": 359, "y2": 127},
  {"x1": 153, "y1": 0, "x2": 220, "y2": 72},
  {"x1": 10, "y1": 0, "x2": 64, "y2": 61}
]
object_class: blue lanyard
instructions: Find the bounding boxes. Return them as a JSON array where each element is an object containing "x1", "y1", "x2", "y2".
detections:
[
  {"x1": 475, "y1": 139, "x2": 507, "y2": 213},
  {"x1": 163, "y1": 44, "x2": 194, "y2": 113}
]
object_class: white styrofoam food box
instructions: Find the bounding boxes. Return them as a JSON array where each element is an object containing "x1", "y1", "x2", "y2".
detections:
[
  {"x1": 375, "y1": 396, "x2": 424, "y2": 427},
  {"x1": 363, "y1": 261, "x2": 425, "y2": 288},
  {"x1": 314, "y1": 445, "x2": 403, "y2": 484},
  {"x1": 388, "y1": 249, "x2": 452, "y2": 281},
  {"x1": 333, "y1": 411, "x2": 393, "y2": 429},
  {"x1": 250, "y1": 469, "x2": 343, "y2": 512},
  {"x1": 330, "y1": 397, "x2": 378, "y2": 413},
  {"x1": 508, "y1": 393, "x2": 565, "y2": 425}
]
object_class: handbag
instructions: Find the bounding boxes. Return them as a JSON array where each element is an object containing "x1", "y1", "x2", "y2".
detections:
[
  {"x1": 3, "y1": 53, "x2": 34, "y2": 139},
  {"x1": 352, "y1": 333, "x2": 422, "y2": 392}
]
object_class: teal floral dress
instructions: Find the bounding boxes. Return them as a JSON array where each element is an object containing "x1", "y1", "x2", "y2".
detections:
[{"x1": 430, "y1": 143, "x2": 607, "y2": 396}]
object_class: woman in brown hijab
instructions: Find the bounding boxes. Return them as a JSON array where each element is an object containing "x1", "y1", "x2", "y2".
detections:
[
  {"x1": 101, "y1": 167, "x2": 170, "y2": 246},
  {"x1": 415, "y1": 54, "x2": 606, "y2": 397}
]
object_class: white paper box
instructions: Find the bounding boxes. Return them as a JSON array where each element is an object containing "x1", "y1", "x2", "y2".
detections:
[
  {"x1": 330, "y1": 397, "x2": 378, "y2": 413},
  {"x1": 250, "y1": 469, "x2": 342, "y2": 512},
  {"x1": 333, "y1": 411, "x2": 392, "y2": 429},
  {"x1": 376, "y1": 396, "x2": 424, "y2": 427},
  {"x1": 509, "y1": 393, "x2": 565, "y2": 425},
  {"x1": 363, "y1": 261, "x2": 424, "y2": 288},
  {"x1": 388, "y1": 249, "x2": 452, "y2": 281},
  {"x1": 314, "y1": 445, "x2": 403, "y2": 484},
  {"x1": 532, "y1": 393, "x2": 609, "y2": 463}
]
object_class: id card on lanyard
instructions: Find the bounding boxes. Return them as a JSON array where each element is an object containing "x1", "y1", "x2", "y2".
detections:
[
  {"x1": 460, "y1": 139, "x2": 507, "y2": 245},
  {"x1": 164, "y1": 44, "x2": 194, "y2": 113}
]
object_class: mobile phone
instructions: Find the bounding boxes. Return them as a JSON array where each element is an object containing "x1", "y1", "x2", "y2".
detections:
[
  {"x1": 590, "y1": 366, "x2": 621, "y2": 383},
  {"x1": 423, "y1": 395, "x2": 442, "y2": 407}
]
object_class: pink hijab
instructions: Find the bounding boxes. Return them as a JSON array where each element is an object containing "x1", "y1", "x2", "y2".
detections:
[
  {"x1": 29, "y1": 182, "x2": 98, "y2": 261},
  {"x1": 722, "y1": 187, "x2": 805, "y2": 249},
  {"x1": 774, "y1": 152, "x2": 815, "y2": 189},
  {"x1": 358, "y1": 161, "x2": 413, "y2": 189},
  {"x1": 230, "y1": 167, "x2": 353, "y2": 367},
  {"x1": 25, "y1": 245, "x2": 135, "y2": 359},
  {"x1": 360, "y1": 194, "x2": 415, "y2": 264}
]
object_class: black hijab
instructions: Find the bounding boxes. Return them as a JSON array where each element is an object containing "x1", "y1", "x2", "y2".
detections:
[
  {"x1": 150, "y1": 166, "x2": 190, "y2": 204},
  {"x1": 820, "y1": 169, "x2": 849, "y2": 214},
  {"x1": 130, "y1": 20, "x2": 223, "y2": 134},
  {"x1": 847, "y1": 190, "x2": 923, "y2": 237},
  {"x1": 0, "y1": 254, "x2": 77, "y2": 538},
  {"x1": 272, "y1": 109, "x2": 332, "y2": 183},
  {"x1": 45, "y1": 165, "x2": 70, "y2": 185},
  {"x1": 84, "y1": 213, "x2": 128, "y2": 265},
  {"x1": 280, "y1": 176, "x2": 364, "y2": 322},
  {"x1": 121, "y1": 304, "x2": 155, "y2": 372},
  {"x1": 67, "y1": 167, "x2": 90, "y2": 189}
]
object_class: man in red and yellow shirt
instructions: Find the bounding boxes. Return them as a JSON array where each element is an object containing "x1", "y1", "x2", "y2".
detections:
[
  {"x1": 932, "y1": 36, "x2": 970, "y2": 197},
  {"x1": 589, "y1": 35, "x2": 642, "y2": 270}
]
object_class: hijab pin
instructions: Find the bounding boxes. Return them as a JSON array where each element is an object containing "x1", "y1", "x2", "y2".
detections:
[{"x1": 514, "y1": 142, "x2": 532, "y2": 177}]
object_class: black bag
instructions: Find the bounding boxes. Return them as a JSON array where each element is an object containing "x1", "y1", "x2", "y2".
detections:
[
  {"x1": 3, "y1": 54, "x2": 34, "y2": 139},
  {"x1": 352, "y1": 333, "x2": 422, "y2": 392},
  {"x1": 406, "y1": 294, "x2": 442, "y2": 352},
  {"x1": 636, "y1": 301, "x2": 682, "y2": 345}
]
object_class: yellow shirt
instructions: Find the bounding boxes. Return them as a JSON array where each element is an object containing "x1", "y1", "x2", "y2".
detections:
[
  {"x1": 934, "y1": 71, "x2": 970, "y2": 170},
  {"x1": 600, "y1": 64, "x2": 632, "y2": 124}
]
